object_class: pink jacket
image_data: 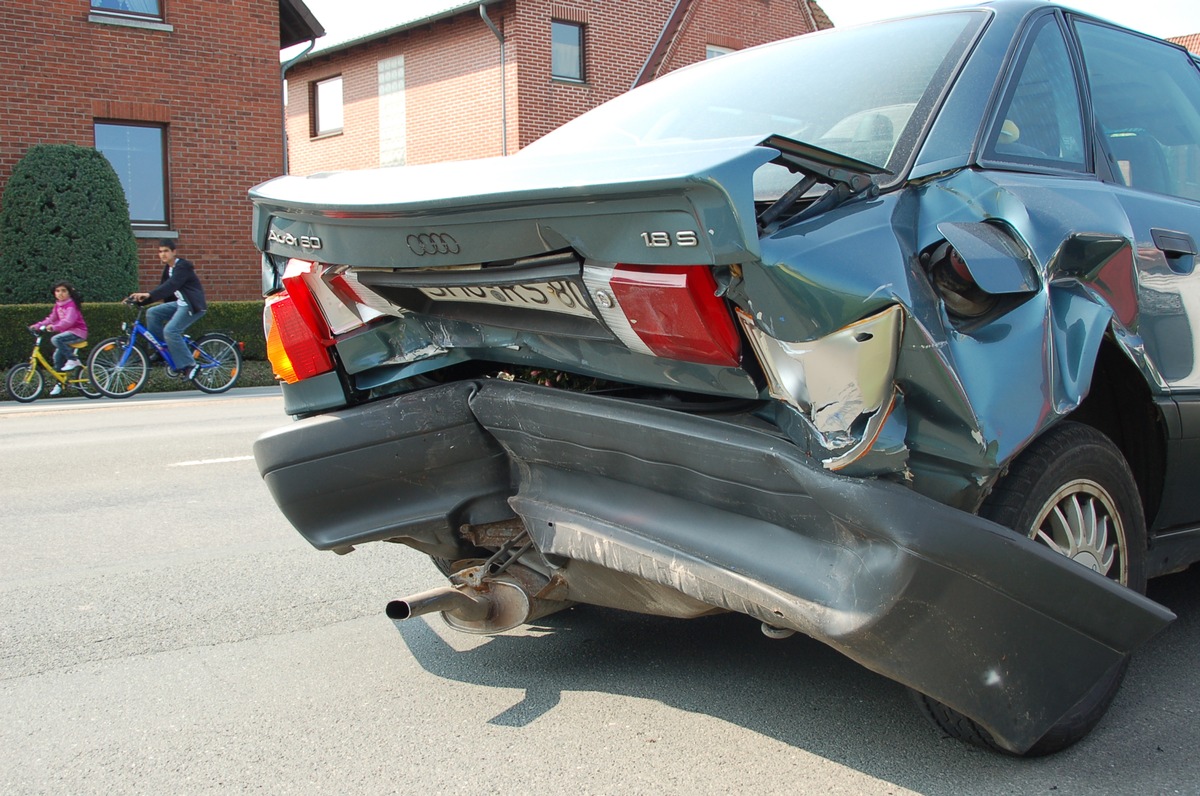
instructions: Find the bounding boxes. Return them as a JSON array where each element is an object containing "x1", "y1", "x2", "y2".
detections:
[{"x1": 35, "y1": 299, "x2": 88, "y2": 339}]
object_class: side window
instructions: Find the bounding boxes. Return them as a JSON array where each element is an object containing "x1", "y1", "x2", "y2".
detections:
[
  {"x1": 1076, "y1": 21, "x2": 1200, "y2": 201},
  {"x1": 985, "y1": 16, "x2": 1086, "y2": 169}
]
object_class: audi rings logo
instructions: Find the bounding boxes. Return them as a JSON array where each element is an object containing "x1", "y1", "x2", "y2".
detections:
[{"x1": 407, "y1": 232, "x2": 461, "y2": 256}]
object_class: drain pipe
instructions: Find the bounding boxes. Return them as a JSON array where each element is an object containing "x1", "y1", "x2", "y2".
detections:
[
  {"x1": 479, "y1": 4, "x2": 508, "y2": 156},
  {"x1": 279, "y1": 39, "x2": 316, "y2": 175}
]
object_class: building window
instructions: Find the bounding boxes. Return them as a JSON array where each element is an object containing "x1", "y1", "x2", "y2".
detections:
[
  {"x1": 91, "y1": 0, "x2": 162, "y2": 19},
  {"x1": 706, "y1": 45, "x2": 734, "y2": 59},
  {"x1": 313, "y1": 76, "x2": 344, "y2": 137},
  {"x1": 552, "y1": 21, "x2": 584, "y2": 81},
  {"x1": 378, "y1": 56, "x2": 407, "y2": 167},
  {"x1": 94, "y1": 122, "x2": 168, "y2": 227}
]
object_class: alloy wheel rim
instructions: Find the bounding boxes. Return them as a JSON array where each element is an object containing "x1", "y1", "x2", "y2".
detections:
[{"x1": 1030, "y1": 478, "x2": 1127, "y2": 585}]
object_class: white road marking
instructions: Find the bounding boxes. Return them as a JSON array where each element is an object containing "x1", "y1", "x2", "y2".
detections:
[{"x1": 168, "y1": 455, "x2": 255, "y2": 467}]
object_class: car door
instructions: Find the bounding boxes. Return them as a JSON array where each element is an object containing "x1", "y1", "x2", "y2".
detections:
[{"x1": 1073, "y1": 19, "x2": 1200, "y2": 532}]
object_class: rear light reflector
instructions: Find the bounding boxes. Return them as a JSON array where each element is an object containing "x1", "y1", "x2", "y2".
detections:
[
  {"x1": 264, "y1": 292, "x2": 335, "y2": 384},
  {"x1": 587, "y1": 265, "x2": 740, "y2": 367}
]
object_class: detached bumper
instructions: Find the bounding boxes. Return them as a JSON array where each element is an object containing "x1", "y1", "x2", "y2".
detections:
[{"x1": 254, "y1": 380, "x2": 1174, "y2": 754}]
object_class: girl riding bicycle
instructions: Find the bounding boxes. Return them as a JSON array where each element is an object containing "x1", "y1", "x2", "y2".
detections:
[{"x1": 29, "y1": 282, "x2": 89, "y2": 394}]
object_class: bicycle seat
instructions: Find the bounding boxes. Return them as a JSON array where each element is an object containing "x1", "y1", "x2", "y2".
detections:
[{"x1": 70, "y1": 341, "x2": 89, "y2": 349}]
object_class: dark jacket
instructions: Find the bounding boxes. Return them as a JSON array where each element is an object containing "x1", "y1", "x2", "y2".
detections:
[{"x1": 144, "y1": 256, "x2": 207, "y2": 313}]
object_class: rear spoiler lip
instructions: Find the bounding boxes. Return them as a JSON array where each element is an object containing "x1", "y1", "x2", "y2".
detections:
[{"x1": 249, "y1": 136, "x2": 831, "y2": 269}]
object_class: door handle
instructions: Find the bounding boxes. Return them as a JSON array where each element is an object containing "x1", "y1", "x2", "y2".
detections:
[{"x1": 1151, "y1": 228, "x2": 1197, "y2": 274}]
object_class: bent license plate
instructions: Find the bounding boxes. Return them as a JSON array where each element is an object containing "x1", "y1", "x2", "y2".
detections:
[{"x1": 419, "y1": 280, "x2": 596, "y2": 319}]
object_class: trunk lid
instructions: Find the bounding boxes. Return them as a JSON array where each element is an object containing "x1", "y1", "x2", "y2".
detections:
[{"x1": 251, "y1": 136, "x2": 776, "y2": 271}]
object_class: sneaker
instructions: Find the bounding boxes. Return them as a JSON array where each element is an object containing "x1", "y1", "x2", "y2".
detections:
[
  {"x1": 62, "y1": 359, "x2": 81, "y2": 371},
  {"x1": 184, "y1": 365, "x2": 200, "y2": 381},
  {"x1": 49, "y1": 384, "x2": 63, "y2": 396}
]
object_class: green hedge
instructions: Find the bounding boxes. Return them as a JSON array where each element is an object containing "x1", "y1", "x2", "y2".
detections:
[
  {"x1": 0, "y1": 300, "x2": 266, "y2": 369},
  {"x1": 0, "y1": 144, "x2": 139, "y2": 303}
]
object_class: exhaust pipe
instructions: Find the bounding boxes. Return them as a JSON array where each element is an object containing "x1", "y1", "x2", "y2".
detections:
[
  {"x1": 387, "y1": 562, "x2": 572, "y2": 635},
  {"x1": 386, "y1": 586, "x2": 489, "y2": 623}
]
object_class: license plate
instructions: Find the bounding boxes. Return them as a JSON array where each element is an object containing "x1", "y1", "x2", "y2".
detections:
[{"x1": 419, "y1": 279, "x2": 596, "y2": 319}]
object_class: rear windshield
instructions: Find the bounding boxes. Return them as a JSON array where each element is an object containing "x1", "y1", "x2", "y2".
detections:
[{"x1": 526, "y1": 11, "x2": 985, "y2": 179}]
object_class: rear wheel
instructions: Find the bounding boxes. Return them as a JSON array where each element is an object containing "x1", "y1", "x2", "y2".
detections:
[
  {"x1": 912, "y1": 422, "x2": 1146, "y2": 756},
  {"x1": 5, "y1": 364, "x2": 43, "y2": 403},
  {"x1": 190, "y1": 334, "x2": 242, "y2": 394},
  {"x1": 88, "y1": 337, "x2": 148, "y2": 398}
]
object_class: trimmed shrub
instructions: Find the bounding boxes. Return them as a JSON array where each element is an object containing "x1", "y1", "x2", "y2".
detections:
[{"x1": 0, "y1": 144, "x2": 139, "y2": 304}]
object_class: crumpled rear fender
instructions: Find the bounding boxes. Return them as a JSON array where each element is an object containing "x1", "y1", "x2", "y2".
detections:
[{"x1": 253, "y1": 380, "x2": 1174, "y2": 754}]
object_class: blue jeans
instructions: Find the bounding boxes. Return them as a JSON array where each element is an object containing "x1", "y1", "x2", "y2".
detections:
[
  {"x1": 51, "y1": 332, "x2": 84, "y2": 370},
  {"x1": 146, "y1": 302, "x2": 206, "y2": 371}
]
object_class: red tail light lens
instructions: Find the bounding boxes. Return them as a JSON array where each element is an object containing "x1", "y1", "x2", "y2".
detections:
[
  {"x1": 603, "y1": 265, "x2": 740, "y2": 367},
  {"x1": 264, "y1": 291, "x2": 334, "y2": 384},
  {"x1": 280, "y1": 259, "x2": 332, "y2": 342}
]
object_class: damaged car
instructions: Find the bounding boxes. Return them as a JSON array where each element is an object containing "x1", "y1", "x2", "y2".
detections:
[{"x1": 248, "y1": 1, "x2": 1200, "y2": 755}]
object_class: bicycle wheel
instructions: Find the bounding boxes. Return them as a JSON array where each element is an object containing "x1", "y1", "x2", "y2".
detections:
[
  {"x1": 190, "y1": 334, "x2": 242, "y2": 394},
  {"x1": 73, "y1": 366, "x2": 103, "y2": 399},
  {"x1": 5, "y1": 363, "x2": 43, "y2": 403},
  {"x1": 88, "y1": 337, "x2": 149, "y2": 398}
]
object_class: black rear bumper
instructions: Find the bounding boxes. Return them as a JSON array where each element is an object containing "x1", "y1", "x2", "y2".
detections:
[{"x1": 254, "y1": 379, "x2": 1174, "y2": 753}]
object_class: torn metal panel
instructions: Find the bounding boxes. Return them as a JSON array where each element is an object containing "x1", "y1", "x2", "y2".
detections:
[
  {"x1": 464, "y1": 380, "x2": 1174, "y2": 754},
  {"x1": 255, "y1": 377, "x2": 1174, "y2": 753}
]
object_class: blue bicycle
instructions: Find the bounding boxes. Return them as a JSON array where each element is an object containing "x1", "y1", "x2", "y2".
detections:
[{"x1": 87, "y1": 301, "x2": 242, "y2": 398}]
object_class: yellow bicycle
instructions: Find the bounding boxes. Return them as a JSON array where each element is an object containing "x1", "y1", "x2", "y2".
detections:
[{"x1": 5, "y1": 329, "x2": 102, "y2": 402}]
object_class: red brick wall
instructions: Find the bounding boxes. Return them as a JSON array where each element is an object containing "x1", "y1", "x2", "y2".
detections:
[
  {"x1": 659, "y1": 0, "x2": 815, "y2": 76},
  {"x1": 510, "y1": 0, "x2": 671, "y2": 148},
  {"x1": 284, "y1": 0, "x2": 814, "y2": 171},
  {"x1": 0, "y1": 0, "x2": 286, "y2": 300},
  {"x1": 286, "y1": 7, "x2": 515, "y2": 173}
]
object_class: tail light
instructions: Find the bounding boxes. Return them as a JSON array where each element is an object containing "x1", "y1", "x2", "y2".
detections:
[
  {"x1": 264, "y1": 262, "x2": 337, "y2": 384},
  {"x1": 264, "y1": 291, "x2": 334, "y2": 384},
  {"x1": 584, "y1": 265, "x2": 740, "y2": 367}
]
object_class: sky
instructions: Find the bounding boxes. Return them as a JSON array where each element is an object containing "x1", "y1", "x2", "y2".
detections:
[
  {"x1": 294, "y1": 0, "x2": 1200, "y2": 48},
  {"x1": 818, "y1": 0, "x2": 1199, "y2": 39}
]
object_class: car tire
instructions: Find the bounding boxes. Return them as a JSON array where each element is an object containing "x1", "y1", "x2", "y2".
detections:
[{"x1": 912, "y1": 421, "x2": 1147, "y2": 756}]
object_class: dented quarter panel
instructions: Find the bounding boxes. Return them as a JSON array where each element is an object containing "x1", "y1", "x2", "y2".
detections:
[{"x1": 733, "y1": 164, "x2": 1167, "y2": 506}]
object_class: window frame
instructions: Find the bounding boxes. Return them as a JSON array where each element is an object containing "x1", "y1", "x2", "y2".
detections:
[
  {"x1": 551, "y1": 20, "x2": 585, "y2": 82},
  {"x1": 978, "y1": 11, "x2": 1091, "y2": 174},
  {"x1": 90, "y1": 0, "x2": 164, "y2": 21},
  {"x1": 312, "y1": 75, "x2": 345, "y2": 138},
  {"x1": 93, "y1": 120, "x2": 170, "y2": 229}
]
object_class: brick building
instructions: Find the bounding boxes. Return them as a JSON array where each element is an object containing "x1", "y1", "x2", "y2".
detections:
[
  {"x1": 0, "y1": 0, "x2": 323, "y2": 301},
  {"x1": 284, "y1": 0, "x2": 831, "y2": 176}
]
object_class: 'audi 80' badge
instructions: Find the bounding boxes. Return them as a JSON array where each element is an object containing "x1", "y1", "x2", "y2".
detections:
[
  {"x1": 268, "y1": 228, "x2": 322, "y2": 250},
  {"x1": 407, "y1": 232, "x2": 460, "y2": 256}
]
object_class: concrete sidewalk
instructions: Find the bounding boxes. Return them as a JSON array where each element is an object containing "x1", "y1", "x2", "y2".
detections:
[{"x1": 0, "y1": 385, "x2": 283, "y2": 415}]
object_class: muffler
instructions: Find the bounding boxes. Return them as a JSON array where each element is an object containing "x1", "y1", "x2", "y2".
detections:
[{"x1": 386, "y1": 561, "x2": 572, "y2": 635}]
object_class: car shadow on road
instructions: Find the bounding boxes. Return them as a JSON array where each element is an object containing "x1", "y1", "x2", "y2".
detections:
[{"x1": 391, "y1": 564, "x2": 1200, "y2": 792}]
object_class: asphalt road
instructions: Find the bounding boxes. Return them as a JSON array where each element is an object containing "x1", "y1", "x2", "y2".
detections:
[{"x1": 1, "y1": 389, "x2": 1197, "y2": 795}]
